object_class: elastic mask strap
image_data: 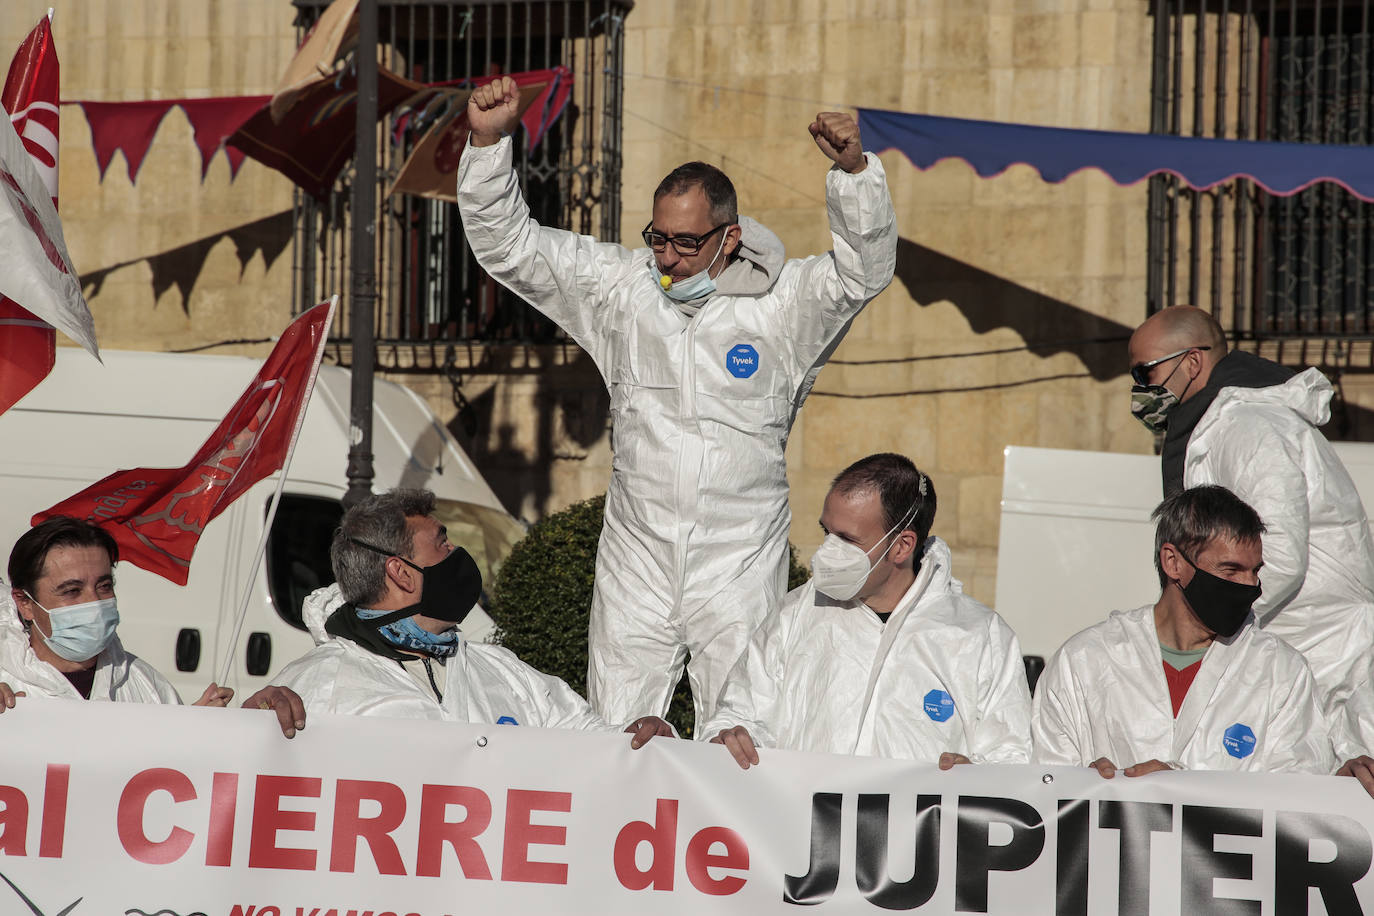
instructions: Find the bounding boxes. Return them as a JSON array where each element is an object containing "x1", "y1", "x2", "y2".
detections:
[
  {"x1": 348, "y1": 536, "x2": 423, "y2": 572},
  {"x1": 364, "y1": 606, "x2": 420, "y2": 627}
]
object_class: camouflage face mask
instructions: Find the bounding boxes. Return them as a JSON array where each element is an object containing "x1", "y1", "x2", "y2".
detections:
[{"x1": 1130, "y1": 383, "x2": 1179, "y2": 433}]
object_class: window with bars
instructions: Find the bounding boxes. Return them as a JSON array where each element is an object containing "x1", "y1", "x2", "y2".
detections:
[
  {"x1": 1147, "y1": 1, "x2": 1374, "y2": 337},
  {"x1": 289, "y1": 0, "x2": 629, "y2": 344}
]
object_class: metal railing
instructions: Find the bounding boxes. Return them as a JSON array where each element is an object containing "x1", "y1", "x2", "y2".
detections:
[
  {"x1": 289, "y1": 0, "x2": 630, "y2": 345},
  {"x1": 1147, "y1": 0, "x2": 1374, "y2": 337}
]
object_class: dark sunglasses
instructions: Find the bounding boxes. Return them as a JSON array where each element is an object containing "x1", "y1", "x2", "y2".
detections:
[
  {"x1": 641, "y1": 221, "x2": 730, "y2": 255},
  {"x1": 1130, "y1": 345, "x2": 1210, "y2": 386}
]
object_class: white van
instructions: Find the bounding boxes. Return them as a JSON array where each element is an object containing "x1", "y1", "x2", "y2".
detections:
[
  {"x1": 0, "y1": 348, "x2": 524, "y2": 701},
  {"x1": 995, "y1": 443, "x2": 1374, "y2": 680}
]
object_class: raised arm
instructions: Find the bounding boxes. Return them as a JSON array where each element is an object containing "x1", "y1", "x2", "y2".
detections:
[
  {"x1": 782, "y1": 113, "x2": 898, "y2": 370},
  {"x1": 458, "y1": 77, "x2": 639, "y2": 365}
]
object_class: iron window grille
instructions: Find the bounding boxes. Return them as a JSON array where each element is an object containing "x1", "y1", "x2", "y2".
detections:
[
  {"x1": 1147, "y1": 0, "x2": 1374, "y2": 337},
  {"x1": 288, "y1": 0, "x2": 629, "y2": 345}
]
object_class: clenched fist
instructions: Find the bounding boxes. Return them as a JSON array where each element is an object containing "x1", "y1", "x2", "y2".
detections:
[
  {"x1": 468, "y1": 76, "x2": 521, "y2": 148},
  {"x1": 809, "y1": 112, "x2": 866, "y2": 173}
]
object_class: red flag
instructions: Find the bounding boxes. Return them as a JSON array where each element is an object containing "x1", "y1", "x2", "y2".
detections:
[
  {"x1": 0, "y1": 15, "x2": 59, "y2": 416},
  {"x1": 386, "y1": 68, "x2": 570, "y2": 204},
  {"x1": 33, "y1": 300, "x2": 337, "y2": 585},
  {"x1": 227, "y1": 67, "x2": 424, "y2": 200}
]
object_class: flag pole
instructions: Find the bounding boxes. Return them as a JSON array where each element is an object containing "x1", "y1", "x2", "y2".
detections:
[{"x1": 217, "y1": 295, "x2": 339, "y2": 686}]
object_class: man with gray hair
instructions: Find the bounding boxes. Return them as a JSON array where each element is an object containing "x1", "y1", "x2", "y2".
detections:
[
  {"x1": 273, "y1": 488, "x2": 673, "y2": 746},
  {"x1": 1032, "y1": 485, "x2": 1335, "y2": 775}
]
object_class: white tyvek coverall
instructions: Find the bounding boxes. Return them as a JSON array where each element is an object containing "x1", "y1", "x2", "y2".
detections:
[
  {"x1": 276, "y1": 585, "x2": 616, "y2": 730},
  {"x1": 1031, "y1": 605, "x2": 1335, "y2": 773},
  {"x1": 0, "y1": 591, "x2": 181, "y2": 704},
  {"x1": 700, "y1": 538, "x2": 1032, "y2": 762},
  {"x1": 457, "y1": 137, "x2": 898, "y2": 725},
  {"x1": 1183, "y1": 368, "x2": 1374, "y2": 757}
]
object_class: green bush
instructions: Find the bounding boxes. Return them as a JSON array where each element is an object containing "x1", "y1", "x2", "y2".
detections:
[{"x1": 489, "y1": 494, "x2": 811, "y2": 738}]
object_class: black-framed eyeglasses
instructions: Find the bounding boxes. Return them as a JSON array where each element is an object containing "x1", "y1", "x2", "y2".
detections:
[
  {"x1": 641, "y1": 221, "x2": 730, "y2": 255},
  {"x1": 1130, "y1": 345, "x2": 1211, "y2": 386}
]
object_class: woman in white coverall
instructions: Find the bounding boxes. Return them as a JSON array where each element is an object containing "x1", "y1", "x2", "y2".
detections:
[
  {"x1": 457, "y1": 78, "x2": 898, "y2": 727},
  {"x1": 706, "y1": 455, "x2": 1032, "y2": 769},
  {"x1": 1032, "y1": 486, "x2": 1335, "y2": 776},
  {"x1": 272, "y1": 488, "x2": 671, "y2": 747}
]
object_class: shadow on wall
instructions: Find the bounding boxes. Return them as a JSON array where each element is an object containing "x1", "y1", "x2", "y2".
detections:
[
  {"x1": 1327, "y1": 383, "x2": 1374, "y2": 443},
  {"x1": 80, "y1": 210, "x2": 295, "y2": 317},
  {"x1": 886, "y1": 237, "x2": 1134, "y2": 384},
  {"x1": 445, "y1": 345, "x2": 609, "y2": 520}
]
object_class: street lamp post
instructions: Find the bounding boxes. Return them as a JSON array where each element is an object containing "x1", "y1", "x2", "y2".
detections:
[{"x1": 344, "y1": 0, "x2": 378, "y2": 510}]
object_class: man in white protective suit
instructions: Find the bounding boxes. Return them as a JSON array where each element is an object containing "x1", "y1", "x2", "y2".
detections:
[
  {"x1": 273, "y1": 488, "x2": 673, "y2": 747},
  {"x1": 456, "y1": 78, "x2": 898, "y2": 726},
  {"x1": 0, "y1": 517, "x2": 306, "y2": 738},
  {"x1": 1128, "y1": 305, "x2": 1374, "y2": 764},
  {"x1": 703, "y1": 454, "x2": 1032, "y2": 769},
  {"x1": 1032, "y1": 485, "x2": 1335, "y2": 775}
]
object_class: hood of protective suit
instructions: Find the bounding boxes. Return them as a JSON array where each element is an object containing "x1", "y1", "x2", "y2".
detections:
[
  {"x1": 1209, "y1": 366, "x2": 1333, "y2": 425},
  {"x1": 302, "y1": 583, "x2": 345, "y2": 645},
  {"x1": 0, "y1": 588, "x2": 24, "y2": 638},
  {"x1": 667, "y1": 215, "x2": 786, "y2": 318},
  {"x1": 1160, "y1": 351, "x2": 1296, "y2": 496}
]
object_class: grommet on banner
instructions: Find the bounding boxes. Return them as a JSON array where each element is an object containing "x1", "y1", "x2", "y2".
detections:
[
  {"x1": 476, "y1": 736, "x2": 488, "y2": 747},
  {"x1": 1041, "y1": 773, "x2": 1054, "y2": 784}
]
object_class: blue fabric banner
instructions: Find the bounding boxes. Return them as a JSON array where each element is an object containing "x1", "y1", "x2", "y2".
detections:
[{"x1": 859, "y1": 107, "x2": 1374, "y2": 201}]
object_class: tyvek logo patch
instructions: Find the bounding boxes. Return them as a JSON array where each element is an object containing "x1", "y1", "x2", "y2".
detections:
[
  {"x1": 1223, "y1": 723, "x2": 1256, "y2": 759},
  {"x1": 496, "y1": 715, "x2": 520, "y2": 726},
  {"x1": 726, "y1": 343, "x2": 759, "y2": 379},
  {"x1": 923, "y1": 689, "x2": 955, "y2": 723}
]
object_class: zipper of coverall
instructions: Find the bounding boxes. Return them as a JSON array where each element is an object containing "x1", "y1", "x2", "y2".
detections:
[{"x1": 672, "y1": 311, "x2": 707, "y2": 615}]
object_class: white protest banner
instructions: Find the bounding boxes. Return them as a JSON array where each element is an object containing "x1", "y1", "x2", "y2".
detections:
[{"x1": 1, "y1": 698, "x2": 1372, "y2": 916}]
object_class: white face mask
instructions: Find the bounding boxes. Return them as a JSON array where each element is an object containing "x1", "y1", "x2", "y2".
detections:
[
  {"x1": 810, "y1": 502, "x2": 919, "y2": 601},
  {"x1": 651, "y1": 231, "x2": 729, "y2": 302},
  {"x1": 25, "y1": 593, "x2": 120, "y2": 662}
]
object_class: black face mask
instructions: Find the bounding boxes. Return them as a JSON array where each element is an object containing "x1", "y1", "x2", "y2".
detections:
[
  {"x1": 350, "y1": 537, "x2": 483, "y2": 624},
  {"x1": 1178, "y1": 551, "x2": 1261, "y2": 638}
]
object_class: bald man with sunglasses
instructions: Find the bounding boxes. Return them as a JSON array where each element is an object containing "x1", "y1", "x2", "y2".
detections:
[
  {"x1": 1127, "y1": 305, "x2": 1374, "y2": 772},
  {"x1": 457, "y1": 78, "x2": 897, "y2": 728}
]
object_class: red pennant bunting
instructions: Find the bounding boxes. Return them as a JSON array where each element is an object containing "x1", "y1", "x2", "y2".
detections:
[
  {"x1": 180, "y1": 96, "x2": 270, "y2": 179},
  {"x1": 79, "y1": 99, "x2": 176, "y2": 182},
  {"x1": 224, "y1": 144, "x2": 248, "y2": 178}
]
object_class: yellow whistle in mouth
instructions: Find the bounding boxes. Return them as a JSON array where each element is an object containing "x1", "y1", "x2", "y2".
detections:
[{"x1": 660, "y1": 275, "x2": 673, "y2": 290}]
